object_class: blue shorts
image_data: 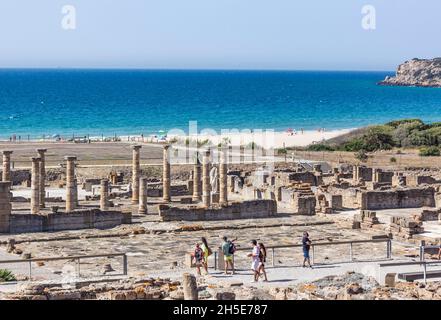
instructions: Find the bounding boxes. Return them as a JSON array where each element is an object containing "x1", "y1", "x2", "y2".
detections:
[{"x1": 303, "y1": 249, "x2": 310, "y2": 258}]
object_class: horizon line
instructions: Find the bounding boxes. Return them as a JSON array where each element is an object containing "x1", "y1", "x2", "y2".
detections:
[{"x1": 0, "y1": 66, "x2": 395, "y2": 73}]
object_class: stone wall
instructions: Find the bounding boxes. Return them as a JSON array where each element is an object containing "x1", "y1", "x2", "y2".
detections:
[
  {"x1": 406, "y1": 175, "x2": 438, "y2": 187},
  {"x1": 354, "y1": 166, "x2": 373, "y2": 182},
  {"x1": 158, "y1": 200, "x2": 277, "y2": 221},
  {"x1": 3, "y1": 209, "x2": 132, "y2": 234},
  {"x1": 293, "y1": 194, "x2": 316, "y2": 215},
  {"x1": 360, "y1": 187, "x2": 435, "y2": 210},
  {"x1": 275, "y1": 172, "x2": 317, "y2": 186}
]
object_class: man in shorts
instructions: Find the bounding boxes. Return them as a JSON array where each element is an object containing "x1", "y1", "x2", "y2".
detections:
[{"x1": 221, "y1": 236, "x2": 235, "y2": 275}]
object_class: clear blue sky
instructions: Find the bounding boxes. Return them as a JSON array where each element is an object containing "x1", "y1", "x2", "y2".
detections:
[{"x1": 0, "y1": 0, "x2": 440, "y2": 70}]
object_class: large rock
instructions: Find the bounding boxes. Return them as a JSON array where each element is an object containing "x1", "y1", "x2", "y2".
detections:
[{"x1": 379, "y1": 58, "x2": 441, "y2": 88}]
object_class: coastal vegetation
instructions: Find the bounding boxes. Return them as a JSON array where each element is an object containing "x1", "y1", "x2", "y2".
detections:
[
  {"x1": 0, "y1": 269, "x2": 16, "y2": 282},
  {"x1": 306, "y1": 119, "x2": 441, "y2": 156}
]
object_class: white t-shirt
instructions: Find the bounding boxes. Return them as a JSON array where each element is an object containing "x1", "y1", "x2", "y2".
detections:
[{"x1": 252, "y1": 246, "x2": 260, "y2": 262}]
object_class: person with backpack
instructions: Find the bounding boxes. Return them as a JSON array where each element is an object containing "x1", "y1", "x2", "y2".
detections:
[
  {"x1": 193, "y1": 243, "x2": 204, "y2": 276},
  {"x1": 302, "y1": 231, "x2": 312, "y2": 268},
  {"x1": 258, "y1": 242, "x2": 268, "y2": 282},
  {"x1": 248, "y1": 240, "x2": 261, "y2": 282},
  {"x1": 200, "y1": 237, "x2": 212, "y2": 274},
  {"x1": 221, "y1": 236, "x2": 236, "y2": 275}
]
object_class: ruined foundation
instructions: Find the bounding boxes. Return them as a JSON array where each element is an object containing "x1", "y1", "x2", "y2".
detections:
[{"x1": 158, "y1": 199, "x2": 277, "y2": 221}]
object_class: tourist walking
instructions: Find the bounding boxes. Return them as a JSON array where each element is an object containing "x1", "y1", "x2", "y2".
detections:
[
  {"x1": 258, "y1": 242, "x2": 268, "y2": 282},
  {"x1": 221, "y1": 236, "x2": 236, "y2": 275},
  {"x1": 302, "y1": 232, "x2": 312, "y2": 268},
  {"x1": 193, "y1": 243, "x2": 204, "y2": 276},
  {"x1": 248, "y1": 240, "x2": 261, "y2": 282},
  {"x1": 200, "y1": 237, "x2": 212, "y2": 274}
]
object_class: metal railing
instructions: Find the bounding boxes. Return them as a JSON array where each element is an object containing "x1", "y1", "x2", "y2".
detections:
[
  {"x1": 213, "y1": 238, "x2": 392, "y2": 269},
  {"x1": 0, "y1": 253, "x2": 127, "y2": 282},
  {"x1": 379, "y1": 260, "x2": 441, "y2": 284}
]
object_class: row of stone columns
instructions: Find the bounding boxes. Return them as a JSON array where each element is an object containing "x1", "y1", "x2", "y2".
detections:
[
  {"x1": 28, "y1": 149, "x2": 48, "y2": 214},
  {"x1": 129, "y1": 145, "x2": 150, "y2": 214}
]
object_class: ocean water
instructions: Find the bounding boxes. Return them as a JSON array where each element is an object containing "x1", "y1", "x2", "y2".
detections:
[{"x1": 1, "y1": 69, "x2": 441, "y2": 139}]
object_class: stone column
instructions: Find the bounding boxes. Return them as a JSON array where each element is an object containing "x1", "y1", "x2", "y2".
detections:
[
  {"x1": 0, "y1": 182, "x2": 12, "y2": 233},
  {"x1": 219, "y1": 149, "x2": 228, "y2": 205},
  {"x1": 182, "y1": 273, "x2": 198, "y2": 300},
  {"x1": 139, "y1": 177, "x2": 148, "y2": 215},
  {"x1": 65, "y1": 156, "x2": 77, "y2": 212},
  {"x1": 202, "y1": 149, "x2": 211, "y2": 208},
  {"x1": 36, "y1": 149, "x2": 47, "y2": 208},
  {"x1": 100, "y1": 179, "x2": 109, "y2": 211},
  {"x1": 162, "y1": 145, "x2": 171, "y2": 202},
  {"x1": 30, "y1": 157, "x2": 40, "y2": 214},
  {"x1": 192, "y1": 152, "x2": 202, "y2": 201},
  {"x1": 131, "y1": 145, "x2": 142, "y2": 204},
  {"x1": 2, "y1": 151, "x2": 13, "y2": 182}
]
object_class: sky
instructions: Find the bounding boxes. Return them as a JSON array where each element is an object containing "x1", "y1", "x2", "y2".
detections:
[{"x1": 0, "y1": 0, "x2": 440, "y2": 71}]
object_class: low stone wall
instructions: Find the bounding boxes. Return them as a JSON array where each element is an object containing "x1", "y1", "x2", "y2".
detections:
[
  {"x1": 406, "y1": 175, "x2": 438, "y2": 187},
  {"x1": 5, "y1": 209, "x2": 131, "y2": 234},
  {"x1": 158, "y1": 200, "x2": 277, "y2": 221},
  {"x1": 360, "y1": 187, "x2": 435, "y2": 210}
]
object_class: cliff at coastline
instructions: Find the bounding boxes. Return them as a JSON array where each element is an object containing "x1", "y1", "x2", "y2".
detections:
[{"x1": 379, "y1": 58, "x2": 441, "y2": 88}]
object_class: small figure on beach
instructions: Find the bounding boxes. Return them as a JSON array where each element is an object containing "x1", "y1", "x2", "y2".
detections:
[
  {"x1": 258, "y1": 242, "x2": 268, "y2": 282},
  {"x1": 221, "y1": 236, "x2": 236, "y2": 275},
  {"x1": 248, "y1": 239, "x2": 261, "y2": 282},
  {"x1": 302, "y1": 232, "x2": 312, "y2": 268}
]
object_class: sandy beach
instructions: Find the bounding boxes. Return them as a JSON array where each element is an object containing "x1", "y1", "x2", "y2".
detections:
[{"x1": 163, "y1": 128, "x2": 353, "y2": 149}]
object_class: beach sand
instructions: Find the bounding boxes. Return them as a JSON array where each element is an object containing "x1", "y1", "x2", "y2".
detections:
[{"x1": 168, "y1": 128, "x2": 353, "y2": 149}]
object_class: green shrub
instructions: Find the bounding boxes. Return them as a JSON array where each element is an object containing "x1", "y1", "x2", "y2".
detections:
[
  {"x1": 385, "y1": 119, "x2": 423, "y2": 128},
  {"x1": 390, "y1": 157, "x2": 397, "y2": 163},
  {"x1": 419, "y1": 146, "x2": 440, "y2": 157},
  {"x1": 306, "y1": 144, "x2": 335, "y2": 152},
  {"x1": 277, "y1": 148, "x2": 287, "y2": 155},
  {"x1": 343, "y1": 138, "x2": 365, "y2": 152},
  {"x1": 355, "y1": 150, "x2": 368, "y2": 162},
  {"x1": 0, "y1": 269, "x2": 16, "y2": 282}
]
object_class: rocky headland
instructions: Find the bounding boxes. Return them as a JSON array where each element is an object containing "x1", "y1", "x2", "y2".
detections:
[{"x1": 379, "y1": 58, "x2": 441, "y2": 88}]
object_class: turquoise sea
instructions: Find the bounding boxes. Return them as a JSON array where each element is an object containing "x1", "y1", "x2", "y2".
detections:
[{"x1": 1, "y1": 69, "x2": 441, "y2": 139}]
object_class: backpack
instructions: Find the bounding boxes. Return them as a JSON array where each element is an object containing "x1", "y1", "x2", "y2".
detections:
[
  {"x1": 228, "y1": 241, "x2": 236, "y2": 255},
  {"x1": 194, "y1": 247, "x2": 203, "y2": 262}
]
